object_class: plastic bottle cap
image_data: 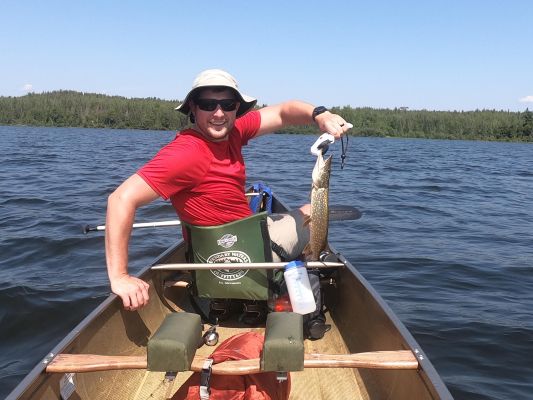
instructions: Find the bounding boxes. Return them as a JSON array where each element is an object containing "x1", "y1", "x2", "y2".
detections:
[{"x1": 284, "y1": 260, "x2": 304, "y2": 270}]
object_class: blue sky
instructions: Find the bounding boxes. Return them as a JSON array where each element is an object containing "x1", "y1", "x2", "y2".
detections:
[{"x1": 1, "y1": 0, "x2": 532, "y2": 111}]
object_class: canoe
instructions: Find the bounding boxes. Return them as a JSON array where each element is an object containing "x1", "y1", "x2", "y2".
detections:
[{"x1": 7, "y1": 194, "x2": 452, "y2": 399}]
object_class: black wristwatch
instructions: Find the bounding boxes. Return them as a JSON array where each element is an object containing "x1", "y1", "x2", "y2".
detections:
[{"x1": 312, "y1": 106, "x2": 328, "y2": 121}]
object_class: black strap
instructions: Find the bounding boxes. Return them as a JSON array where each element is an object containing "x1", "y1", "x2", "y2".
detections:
[
  {"x1": 340, "y1": 134, "x2": 349, "y2": 169},
  {"x1": 184, "y1": 225, "x2": 201, "y2": 299},
  {"x1": 200, "y1": 359, "x2": 213, "y2": 399},
  {"x1": 259, "y1": 218, "x2": 274, "y2": 284},
  {"x1": 270, "y1": 240, "x2": 290, "y2": 262},
  {"x1": 185, "y1": 225, "x2": 193, "y2": 262},
  {"x1": 260, "y1": 219, "x2": 273, "y2": 262},
  {"x1": 188, "y1": 293, "x2": 210, "y2": 323}
]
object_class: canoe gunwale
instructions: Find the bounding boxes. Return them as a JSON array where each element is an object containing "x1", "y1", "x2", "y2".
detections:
[
  {"x1": 5, "y1": 239, "x2": 184, "y2": 400},
  {"x1": 330, "y1": 247, "x2": 453, "y2": 399}
]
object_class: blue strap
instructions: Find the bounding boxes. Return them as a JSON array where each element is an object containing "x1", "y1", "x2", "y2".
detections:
[{"x1": 248, "y1": 181, "x2": 273, "y2": 213}]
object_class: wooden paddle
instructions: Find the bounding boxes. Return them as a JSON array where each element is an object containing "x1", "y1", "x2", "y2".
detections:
[
  {"x1": 83, "y1": 205, "x2": 362, "y2": 233},
  {"x1": 46, "y1": 350, "x2": 418, "y2": 374}
]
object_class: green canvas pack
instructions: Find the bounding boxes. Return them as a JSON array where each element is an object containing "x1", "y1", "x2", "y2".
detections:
[{"x1": 185, "y1": 212, "x2": 272, "y2": 300}]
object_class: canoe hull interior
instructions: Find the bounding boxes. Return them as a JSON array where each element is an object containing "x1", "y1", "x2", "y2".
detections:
[{"x1": 8, "y1": 197, "x2": 451, "y2": 399}]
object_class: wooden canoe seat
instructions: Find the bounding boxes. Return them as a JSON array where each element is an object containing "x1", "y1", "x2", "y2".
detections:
[
  {"x1": 261, "y1": 312, "x2": 304, "y2": 372},
  {"x1": 147, "y1": 312, "x2": 202, "y2": 372}
]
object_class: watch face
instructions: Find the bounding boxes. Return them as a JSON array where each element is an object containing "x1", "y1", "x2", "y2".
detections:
[{"x1": 312, "y1": 106, "x2": 328, "y2": 120}]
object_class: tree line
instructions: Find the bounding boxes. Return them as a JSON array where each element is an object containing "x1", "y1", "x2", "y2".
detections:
[
  {"x1": 1, "y1": 90, "x2": 532, "y2": 141},
  {"x1": 0, "y1": 91, "x2": 188, "y2": 131}
]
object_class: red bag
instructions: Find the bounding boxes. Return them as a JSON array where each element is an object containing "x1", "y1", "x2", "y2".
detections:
[{"x1": 172, "y1": 332, "x2": 290, "y2": 400}]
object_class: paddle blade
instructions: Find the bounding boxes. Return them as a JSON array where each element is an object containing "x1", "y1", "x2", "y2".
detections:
[{"x1": 329, "y1": 205, "x2": 362, "y2": 221}]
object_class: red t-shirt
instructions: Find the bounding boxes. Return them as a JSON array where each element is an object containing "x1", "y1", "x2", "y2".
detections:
[{"x1": 137, "y1": 111, "x2": 261, "y2": 226}]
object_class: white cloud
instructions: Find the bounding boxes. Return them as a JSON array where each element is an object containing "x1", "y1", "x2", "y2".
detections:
[
  {"x1": 21, "y1": 83, "x2": 34, "y2": 93},
  {"x1": 519, "y1": 95, "x2": 533, "y2": 103}
]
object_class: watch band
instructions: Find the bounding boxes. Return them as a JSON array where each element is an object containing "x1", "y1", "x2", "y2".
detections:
[{"x1": 312, "y1": 106, "x2": 328, "y2": 121}]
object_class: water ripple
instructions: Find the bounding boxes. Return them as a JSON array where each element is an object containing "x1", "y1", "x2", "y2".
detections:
[{"x1": 1, "y1": 127, "x2": 533, "y2": 399}]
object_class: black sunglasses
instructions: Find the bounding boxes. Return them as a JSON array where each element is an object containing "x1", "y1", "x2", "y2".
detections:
[{"x1": 195, "y1": 98, "x2": 238, "y2": 112}]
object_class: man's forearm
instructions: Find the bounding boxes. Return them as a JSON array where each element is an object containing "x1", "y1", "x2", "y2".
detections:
[
  {"x1": 277, "y1": 100, "x2": 316, "y2": 126},
  {"x1": 257, "y1": 100, "x2": 318, "y2": 135},
  {"x1": 257, "y1": 100, "x2": 349, "y2": 138},
  {"x1": 105, "y1": 191, "x2": 135, "y2": 281}
]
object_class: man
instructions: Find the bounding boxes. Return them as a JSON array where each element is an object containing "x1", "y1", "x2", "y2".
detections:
[{"x1": 106, "y1": 69, "x2": 351, "y2": 311}]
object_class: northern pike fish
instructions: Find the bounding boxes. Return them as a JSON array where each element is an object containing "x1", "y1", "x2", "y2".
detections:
[{"x1": 305, "y1": 150, "x2": 332, "y2": 261}]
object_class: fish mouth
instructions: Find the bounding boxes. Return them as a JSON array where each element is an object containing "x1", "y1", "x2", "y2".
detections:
[{"x1": 312, "y1": 154, "x2": 332, "y2": 186}]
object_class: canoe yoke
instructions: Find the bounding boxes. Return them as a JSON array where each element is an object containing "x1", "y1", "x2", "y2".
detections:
[
  {"x1": 147, "y1": 311, "x2": 304, "y2": 374},
  {"x1": 147, "y1": 312, "x2": 202, "y2": 372},
  {"x1": 261, "y1": 312, "x2": 304, "y2": 372}
]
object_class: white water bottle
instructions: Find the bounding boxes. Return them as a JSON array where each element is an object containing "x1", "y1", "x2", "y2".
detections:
[{"x1": 284, "y1": 261, "x2": 316, "y2": 315}]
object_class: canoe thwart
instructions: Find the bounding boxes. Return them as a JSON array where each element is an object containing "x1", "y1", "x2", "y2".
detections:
[
  {"x1": 45, "y1": 350, "x2": 418, "y2": 374},
  {"x1": 151, "y1": 261, "x2": 345, "y2": 271}
]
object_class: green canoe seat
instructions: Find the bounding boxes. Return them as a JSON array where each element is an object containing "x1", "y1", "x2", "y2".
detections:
[
  {"x1": 261, "y1": 312, "x2": 304, "y2": 372},
  {"x1": 147, "y1": 312, "x2": 202, "y2": 372},
  {"x1": 185, "y1": 212, "x2": 273, "y2": 300}
]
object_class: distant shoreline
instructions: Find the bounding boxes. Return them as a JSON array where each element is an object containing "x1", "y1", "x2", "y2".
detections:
[{"x1": 1, "y1": 91, "x2": 532, "y2": 142}]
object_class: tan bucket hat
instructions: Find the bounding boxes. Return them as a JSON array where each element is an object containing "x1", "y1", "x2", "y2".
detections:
[{"x1": 175, "y1": 69, "x2": 257, "y2": 117}]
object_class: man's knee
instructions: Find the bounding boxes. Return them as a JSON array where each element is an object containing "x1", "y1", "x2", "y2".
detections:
[{"x1": 267, "y1": 208, "x2": 310, "y2": 261}]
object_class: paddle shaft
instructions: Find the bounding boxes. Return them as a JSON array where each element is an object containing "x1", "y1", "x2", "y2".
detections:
[
  {"x1": 84, "y1": 220, "x2": 181, "y2": 233},
  {"x1": 83, "y1": 193, "x2": 261, "y2": 233},
  {"x1": 83, "y1": 205, "x2": 361, "y2": 233},
  {"x1": 46, "y1": 350, "x2": 418, "y2": 374}
]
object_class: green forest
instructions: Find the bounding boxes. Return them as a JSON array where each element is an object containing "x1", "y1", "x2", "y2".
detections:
[{"x1": 1, "y1": 90, "x2": 532, "y2": 141}]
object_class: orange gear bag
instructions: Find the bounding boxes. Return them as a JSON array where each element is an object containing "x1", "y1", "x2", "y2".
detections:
[{"x1": 172, "y1": 332, "x2": 290, "y2": 400}]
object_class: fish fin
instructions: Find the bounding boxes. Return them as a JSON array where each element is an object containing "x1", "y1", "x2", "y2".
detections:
[
  {"x1": 302, "y1": 242, "x2": 311, "y2": 258},
  {"x1": 303, "y1": 215, "x2": 311, "y2": 227}
]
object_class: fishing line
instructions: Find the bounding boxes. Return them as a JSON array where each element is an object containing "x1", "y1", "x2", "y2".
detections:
[{"x1": 340, "y1": 134, "x2": 349, "y2": 169}]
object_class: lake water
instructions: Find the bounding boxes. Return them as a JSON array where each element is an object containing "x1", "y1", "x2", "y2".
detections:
[{"x1": 1, "y1": 125, "x2": 532, "y2": 399}]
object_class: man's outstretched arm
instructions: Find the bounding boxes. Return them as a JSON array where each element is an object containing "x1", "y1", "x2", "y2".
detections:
[{"x1": 105, "y1": 174, "x2": 159, "y2": 311}]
